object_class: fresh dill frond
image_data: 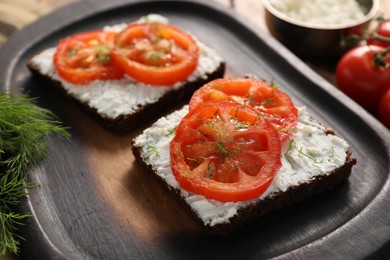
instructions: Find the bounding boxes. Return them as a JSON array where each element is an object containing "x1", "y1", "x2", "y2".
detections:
[
  {"x1": 146, "y1": 144, "x2": 160, "y2": 157},
  {"x1": 165, "y1": 127, "x2": 177, "y2": 137},
  {"x1": 0, "y1": 209, "x2": 29, "y2": 256},
  {"x1": 285, "y1": 139, "x2": 297, "y2": 169},
  {"x1": 145, "y1": 51, "x2": 164, "y2": 65},
  {"x1": 0, "y1": 93, "x2": 70, "y2": 255},
  {"x1": 215, "y1": 141, "x2": 230, "y2": 163},
  {"x1": 0, "y1": 174, "x2": 35, "y2": 256},
  {"x1": 297, "y1": 146, "x2": 323, "y2": 165},
  {"x1": 95, "y1": 44, "x2": 111, "y2": 64},
  {"x1": 269, "y1": 79, "x2": 280, "y2": 89}
]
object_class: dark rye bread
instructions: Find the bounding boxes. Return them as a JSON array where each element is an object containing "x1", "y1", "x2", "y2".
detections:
[
  {"x1": 28, "y1": 59, "x2": 225, "y2": 134},
  {"x1": 131, "y1": 107, "x2": 357, "y2": 236},
  {"x1": 211, "y1": 152, "x2": 356, "y2": 235},
  {"x1": 27, "y1": 58, "x2": 225, "y2": 134},
  {"x1": 132, "y1": 142, "x2": 356, "y2": 236}
]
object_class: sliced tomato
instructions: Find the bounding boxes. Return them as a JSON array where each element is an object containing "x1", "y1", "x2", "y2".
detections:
[
  {"x1": 189, "y1": 78, "x2": 298, "y2": 141},
  {"x1": 53, "y1": 30, "x2": 124, "y2": 84},
  {"x1": 170, "y1": 101, "x2": 282, "y2": 202},
  {"x1": 111, "y1": 22, "x2": 199, "y2": 86}
]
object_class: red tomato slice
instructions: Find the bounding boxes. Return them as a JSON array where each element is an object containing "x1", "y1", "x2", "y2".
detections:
[
  {"x1": 53, "y1": 30, "x2": 124, "y2": 84},
  {"x1": 170, "y1": 101, "x2": 282, "y2": 202},
  {"x1": 111, "y1": 22, "x2": 199, "y2": 86},
  {"x1": 189, "y1": 78, "x2": 298, "y2": 141}
]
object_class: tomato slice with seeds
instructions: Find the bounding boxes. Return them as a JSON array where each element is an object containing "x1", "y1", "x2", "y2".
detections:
[
  {"x1": 53, "y1": 30, "x2": 124, "y2": 84},
  {"x1": 170, "y1": 101, "x2": 282, "y2": 202},
  {"x1": 111, "y1": 22, "x2": 199, "y2": 86},
  {"x1": 189, "y1": 78, "x2": 298, "y2": 141}
]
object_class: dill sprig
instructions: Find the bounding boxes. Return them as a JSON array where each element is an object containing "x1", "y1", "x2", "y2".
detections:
[
  {"x1": 146, "y1": 144, "x2": 160, "y2": 157},
  {"x1": 0, "y1": 93, "x2": 70, "y2": 255}
]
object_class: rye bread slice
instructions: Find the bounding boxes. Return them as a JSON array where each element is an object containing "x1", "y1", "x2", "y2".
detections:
[
  {"x1": 27, "y1": 42, "x2": 225, "y2": 134},
  {"x1": 131, "y1": 106, "x2": 357, "y2": 236}
]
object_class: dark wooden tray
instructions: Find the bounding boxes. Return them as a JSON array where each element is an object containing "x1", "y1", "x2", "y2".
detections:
[{"x1": 0, "y1": 0, "x2": 389, "y2": 259}]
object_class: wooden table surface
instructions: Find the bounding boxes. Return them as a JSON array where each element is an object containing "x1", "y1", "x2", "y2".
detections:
[{"x1": 1, "y1": 0, "x2": 390, "y2": 259}]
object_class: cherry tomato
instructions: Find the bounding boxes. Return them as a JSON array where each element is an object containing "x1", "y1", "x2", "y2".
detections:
[
  {"x1": 189, "y1": 78, "x2": 298, "y2": 141},
  {"x1": 111, "y1": 22, "x2": 199, "y2": 86},
  {"x1": 170, "y1": 101, "x2": 282, "y2": 202},
  {"x1": 336, "y1": 45, "x2": 390, "y2": 112},
  {"x1": 379, "y1": 88, "x2": 390, "y2": 129},
  {"x1": 367, "y1": 19, "x2": 390, "y2": 48},
  {"x1": 53, "y1": 30, "x2": 124, "y2": 84}
]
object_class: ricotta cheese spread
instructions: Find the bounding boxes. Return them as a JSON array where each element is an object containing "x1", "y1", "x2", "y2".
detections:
[
  {"x1": 269, "y1": 0, "x2": 366, "y2": 26},
  {"x1": 29, "y1": 14, "x2": 223, "y2": 119},
  {"x1": 133, "y1": 106, "x2": 350, "y2": 226}
]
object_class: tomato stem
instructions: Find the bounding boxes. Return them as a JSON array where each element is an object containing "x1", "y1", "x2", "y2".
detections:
[
  {"x1": 340, "y1": 34, "x2": 365, "y2": 49},
  {"x1": 370, "y1": 31, "x2": 390, "y2": 43},
  {"x1": 371, "y1": 46, "x2": 390, "y2": 68},
  {"x1": 341, "y1": 17, "x2": 390, "y2": 49}
]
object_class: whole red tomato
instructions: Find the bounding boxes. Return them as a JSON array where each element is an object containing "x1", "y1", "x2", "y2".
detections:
[
  {"x1": 367, "y1": 19, "x2": 390, "y2": 48},
  {"x1": 379, "y1": 88, "x2": 390, "y2": 129},
  {"x1": 336, "y1": 45, "x2": 390, "y2": 112}
]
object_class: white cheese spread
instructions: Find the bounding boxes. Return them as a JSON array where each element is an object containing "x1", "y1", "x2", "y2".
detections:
[
  {"x1": 268, "y1": 0, "x2": 366, "y2": 26},
  {"x1": 29, "y1": 15, "x2": 223, "y2": 119},
  {"x1": 133, "y1": 106, "x2": 350, "y2": 227}
]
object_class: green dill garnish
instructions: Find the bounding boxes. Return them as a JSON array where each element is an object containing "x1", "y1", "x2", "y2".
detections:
[
  {"x1": 66, "y1": 46, "x2": 78, "y2": 58},
  {"x1": 215, "y1": 141, "x2": 229, "y2": 163},
  {"x1": 297, "y1": 146, "x2": 323, "y2": 165},
  {"x1": 286, "y1": 139, "x2": 297, "y2": 155},
  {"x1": 182, "y1": 171, "x2": 190, "y2": 178},
  {"x1": 164, "y1": 40, "x2": 174, "y2": 52},
  {"x1": 141, "y1": 15, "x2": 151, "y2": 23},
  {"x1": 232, "y1": 112, "x2": 251, "y2": 129},
  {"x1": 261, "y1": 91, "x2": 275, "y2": 107},
  {"x1": 205, "y1": 162, "x2": 216, "y2": 179},
  {"x1": 275, "y1": 126, "x2": 296, "y2": 135},
  {"x1": 95, "y1": 45, "x2": 111, "y2": 64},
  {"x1": 233, "y1": 122, "x2": 250, "y2": 130},
  {"x1": 150, "y1": 35, "x2": 163, "y2": 44},
  {"x1": 186, "y1": 157, "x2": 198, "y2": 171},
  {"x1": 144, "y1": 51, "x2": 164, "y2": 65},
  {"x1": 165, "y1": 127, "x2": 177, "y2": 137},
  {"x1": 260, "y1": 80, "x2": 280, "y2": 107},
  {"x1": 285, "y1": 139, "x2": 297, "y2": 169},
  {"x1": 233, "y1": 107, "x2": 240, "y2": 118},
  {"x1": 260, "y1": 96, "x2": 273, "y2": 106},
  {"x1": 213, "y1": 114, "x2": 224, "y2": 123},
  {"x1": 146, "y1": 144, "x2": 160, "y2": 157},
  {"x1": 187, "y1": 157, "x2": 198, "y2": 164},
  {"x1": 284, "y1": 139, "x2": 324, "y2": 168},
  {"x1": 270, "y1": 80, "x2": 280, "y2": 89},
  {"x1": 0, "y1": 93, "x2": 70, "y2": 255},
  {"x1": 248, "y1": 94, "x2": 255, "y2": 106},
  {"x1": 329, "y1": 146, "x2": 340, "y2": 158}
]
